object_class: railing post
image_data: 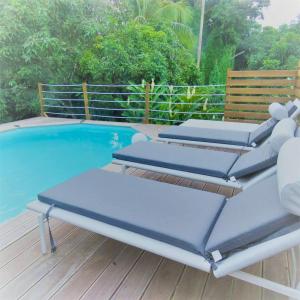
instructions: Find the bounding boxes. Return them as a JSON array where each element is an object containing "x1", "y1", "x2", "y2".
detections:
[
  {"x1": 296, "y1": 61, "x2": 300, "y2": 99},
  {"x1": 224, "y1": 68, "x2": 231, "y2": 121},
  {"x1": 82, "y1": 82, "x2": 90, "y2": 120},
  {"x1": 37, "y1": 82, "x2": 47, "y2": 117},
  {"x1": 144, "y1": 82, "x2": 150, "y2": 124}
]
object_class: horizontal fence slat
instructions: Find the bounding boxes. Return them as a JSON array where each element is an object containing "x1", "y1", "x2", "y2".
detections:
[
  {"x1": 224, "y1": 118, "x2": 263, "y2": 124},
  {"x1": 228, "y1": 87, "x2": 294, "y2": 95},
  {"x1": 229, "y1": 79, "x2": 296, "y2": 87},
  {"x1": 224, "y1": 111, "x2": 270, "y2": 120},
  {"x1": 225, "y1": 104, "x2": 269, "y2": 111},
  {"x1": 228, "y1": 70, "x2": 297, "y2": 78},
  {"x1": 226, "y1": 96, "x2": 292, "y2": 103}
]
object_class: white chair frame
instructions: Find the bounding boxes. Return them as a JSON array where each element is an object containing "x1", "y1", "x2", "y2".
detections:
[
  {"x1": 28, "y1": 200, "x2": 300, "y2": 299},
  {"x1": 112, "y1": 159, "x2": 277, "y2": 190}
]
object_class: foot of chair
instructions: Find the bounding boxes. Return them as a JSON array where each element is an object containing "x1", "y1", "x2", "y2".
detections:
[
  {"x1": 38, "y1": 214, "x2": 47, "y2": 254},
  {"x1": 121, "y1": 165, "x2": 128, "y2": 174}
]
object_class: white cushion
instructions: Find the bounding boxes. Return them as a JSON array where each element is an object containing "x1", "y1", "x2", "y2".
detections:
[
  {"x1": 268, "y1": 102, "x2": 288, "y2": 120},
  {"x1": 277, "y1": 138, "x2": 300, "y2": 216},
  {"x1": 269, "y1": 118, "x2": 296, "y2": 153}
]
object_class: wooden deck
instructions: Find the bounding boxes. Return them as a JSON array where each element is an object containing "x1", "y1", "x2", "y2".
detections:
[{"x1": 0, "y1": 117, "x2": 294, "y2": 300}]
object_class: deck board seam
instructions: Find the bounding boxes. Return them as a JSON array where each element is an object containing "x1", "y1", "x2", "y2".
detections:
[
  {"x1": 16, "y1": 232, "x2": 96, "y2": 300},
  {"x1": 0, "y1": 219, "x2": 63, "y2": 269},
  {"x1": 169, "y1": 264, "x2": 187, "y2": 300},
  {"x1": 26, "y1": 235, "x2": 109, "y2": 300},
  {"x1": 108, "y1": 250, "x2": 145, "y2": 300},
  {"x1": 138, "y1": 256, "x2": 164, "y2": 300},
  {"x1": 0, "y1": 227, "x2": 85, "y2": 292}
]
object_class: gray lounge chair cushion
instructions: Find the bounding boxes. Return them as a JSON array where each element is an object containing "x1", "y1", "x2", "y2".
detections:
[
  {"x1": 113, "y1": 142, "x2": 239, "y2": 178},
  {"x1": 228, "y1": 142, "x2": 277, "y2": 179},
  {"x1": 205, "y1": 175, "x2": 299, "y2": 257},
  {"x1": 38, "y1": 169, "x2": 226, "y2": 255},
  {"x1": 248, "y1": 118, "x2": 277, "y2": 145},
  {"x1": 286, "y1": 101, "x2": 297, "y2": 116},
  {"x1": 277, "y1": 138, "x2": 300, "y2": 216},
  {"x1": 158, "y1": 126, "x2": 250, "y2": 146}
]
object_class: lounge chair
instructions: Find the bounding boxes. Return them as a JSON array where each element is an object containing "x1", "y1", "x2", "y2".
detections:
[
  {"x1": 27, "y1": 137, "x2": 300, "y2": 298},
  {"x1": 157, "y1": 99, "x2": 300, "y2": 151},
  {"x1": 112, "y1": 118, "x2": 297, "y2": 190}
]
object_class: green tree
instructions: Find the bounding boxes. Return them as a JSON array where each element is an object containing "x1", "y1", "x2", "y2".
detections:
[
  {"x1": 79, "y1": 22, "x2": 199, "y2": 84},
  {"x1": 128, "y1": 0, "x2": 195, "y2": 48},
  {"x1": 247, "y1": 20, "x2": 300, "y2": 70},
  {"x1": 0, "y1": 0, "x2": 110, "y2": 122},
  {"x1": 200, "y1": 0, "x2": 269, "y2": 82}
]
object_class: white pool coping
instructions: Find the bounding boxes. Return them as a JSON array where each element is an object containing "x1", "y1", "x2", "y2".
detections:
[{"x1": 0, "y1": 116, "x2": 169, "y2": 139}]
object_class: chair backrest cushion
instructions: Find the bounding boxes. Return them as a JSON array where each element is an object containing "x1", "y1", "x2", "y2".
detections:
[
  {"x1": 248, "y1": 118, "x2": 277, "y2": 145},
  {"x1": 269, "y1": 118, "x2": 296, "y2": 153},
  {"x1": 205, "y1": 175, "x2": 299, "y2": 257},
  {"x1": 248, "y1": 102, "x2": 296, "y2": 145},
  {"x1": 277, "y1": 138, "x2": 300, "y2": 216},
  {"x1": 228, "y1": 142, "x2": 277, "y2": 179},
  {"x1": 286, "y1": 100, "x2": 297, "y2": 117},
  {"x1": 268, "y1": 102, "x2": 288, "y2": 120}
]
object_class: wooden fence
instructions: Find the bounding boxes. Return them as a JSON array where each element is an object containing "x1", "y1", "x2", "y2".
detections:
[{"x1": 224, "y1": 61, "x2": 300, "y2": 123}]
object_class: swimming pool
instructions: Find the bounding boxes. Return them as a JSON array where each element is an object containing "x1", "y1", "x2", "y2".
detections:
[{"x1": 0, "y1": 124, "x2": 138, "y2": 223}]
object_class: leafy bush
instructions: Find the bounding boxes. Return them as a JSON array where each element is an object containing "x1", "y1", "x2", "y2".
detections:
[
  {"x1": 79, "y1": 22, "x2": 200, "y2": 84},
  {"x1": 118, "y1": 81, "x2": 224, "y2": 124}
]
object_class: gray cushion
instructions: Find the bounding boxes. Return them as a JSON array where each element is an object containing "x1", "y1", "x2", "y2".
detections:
[
  {"x1": 277, "y1": 138, "x2": 300, "y2": 216},
  {"x1": 228, "y1": 142, "x2": 278, "y2": 179},
  {"x1": 286, "y1": 101, "x2": 297, "y2": 116},
  {"x1": 158, "y1": 126, "x2": 250, "y2": 146},
  {"x1": 113, "y1": 142, "x2": 239, "y2": 179},
  {"x1": 248, "y1": 118, "x2": 277, "y2": 145},
  {"x1": 38, "y1": 169, "x2": 226, "y2": 255},
  {"x1": 205, "y1": 175, "x2": 299, "y2": 256}
]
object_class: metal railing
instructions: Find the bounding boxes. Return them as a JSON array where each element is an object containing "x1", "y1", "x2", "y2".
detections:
[{"x1": 38, "y1": 82, "x2": 226, "y2": 124}]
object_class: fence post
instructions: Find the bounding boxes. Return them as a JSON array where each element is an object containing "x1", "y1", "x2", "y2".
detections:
[
  {"x1": 224, "y1": 68, "x2": 232, "y2": 121},
  {"x1": 37, "y1": 82, "x2": 46, "y2": 117},
  {"x1": 144, "y1": 82, "x2": 150, "y2": 124},
  {"x1": 296, "y1": 61, "x2": 300, "y2": 99},
  {"x1": 82, "y1": 82, "x2": 90, "y2": 120}
]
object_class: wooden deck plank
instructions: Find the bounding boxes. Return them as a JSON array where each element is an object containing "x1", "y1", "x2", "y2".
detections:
[
  {"x1": 141, "y1": 258, "x2": 185, "y2": 300},
  {"x1": 81, "y1": 246, "x2": 142, "y2": 300},
  {"x1": 203, "y1": 182, "x2": 220, "y2": 194},
  {"x1": 172, "y1": 266, "x2": 208, "y2": 300},
  {"x1": 262, "y1": 252, "x2": 290, "y2": 300},
  {"x1": 231, "y1": 263, "x2": 262, "y2": 300},
  {"x1": 21, "y1": 234, "x2": 106, "y2": 300},
  {"x1": 0, "y1": 210, "x2": 35, "y2": 235},
  {"x1": 0, "y1": 222, "x2": 74, "y2": 288},
  {"x1": 0, "y1": 218, "x2": 62, "y2": 269},
  {"x1": 201, "y1": 273, "x2": 233, "y2": 300},
  {"x1": 0, "y1": 227, "x2": 90, "y2": 299},
  {"x1": 51, "y1": 239, "x2": 126, "y2": 300},
  {"x1": 111, "y1": 252, "x2": 162, "y2": 300},
  {"x1": 0, "y1": 214, "x2": 40, "y2": 250},
  {"x1": 287, "y1": 247, "x2": 300, "y2": 293}
]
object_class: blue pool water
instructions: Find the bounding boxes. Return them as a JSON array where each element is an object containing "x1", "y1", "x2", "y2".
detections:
[{"x1": 0, "y1": 124, "x2": 137, "y2": 223}]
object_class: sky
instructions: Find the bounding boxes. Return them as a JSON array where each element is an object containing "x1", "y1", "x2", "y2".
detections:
[{"x1": 259, "y1": 0, "x2": 300, "y2": 27}]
